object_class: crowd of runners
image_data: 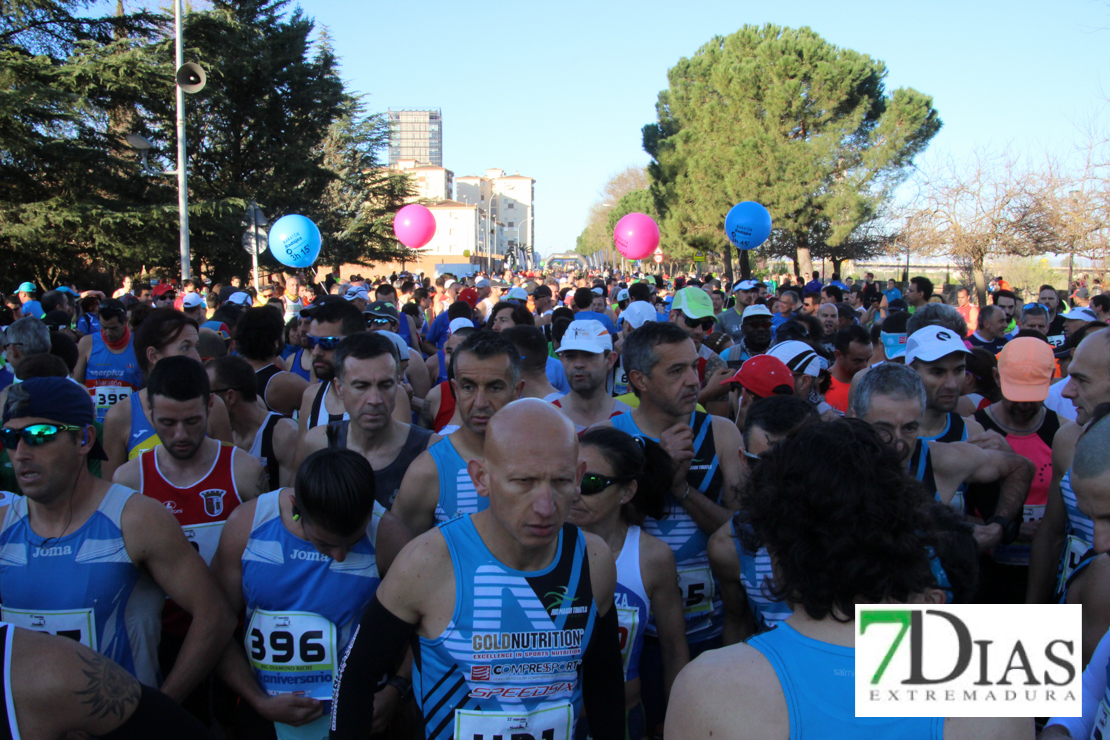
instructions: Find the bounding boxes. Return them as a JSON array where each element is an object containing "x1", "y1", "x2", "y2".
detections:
[{"x1": 0, "y1": 265, "x2": 1107, "y2": 739}]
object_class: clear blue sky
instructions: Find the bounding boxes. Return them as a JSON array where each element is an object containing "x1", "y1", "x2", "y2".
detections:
[{"x1": 303, "y1": 1, "x2": 1107, "y2": 257}]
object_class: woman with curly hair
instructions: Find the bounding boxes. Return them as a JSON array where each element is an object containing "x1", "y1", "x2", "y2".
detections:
[{"x1": 665, "y1": 418, "x2": 1031, "y2": 740}]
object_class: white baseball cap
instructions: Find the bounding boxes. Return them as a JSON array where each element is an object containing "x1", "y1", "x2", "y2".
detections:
[
  {"x1": 506, "y1": 287, "x2": 528, "y2": 301},
  {"x1": 344, "y1": 285, "x2": 368, "y2": 302},
  {"x1": 1062, "y1": 306, "x2": 1097, "y2": 322},
  {"x1": 557, "y1": 320, "x2": 612, "y2": 354},
  {"x1": 475, "y1": 278, "x2": 491, "y2": 289},
  {"x1": 591, "y1": 287, "x2": 604, "y2": 296},
  {"x1": 767, "y1": 340, "x2": 828, "y2": 377},
  {"x1": 444, "y1": 279, "x2": 458, "y2": 291},
  {"x1": 733, "y1": 280, "x2": 758, "y2": 292},
  {"x1": 182, "y1": 292, "x2": 205, "y2": 310},
  {"x1": 621, "y1": 301, "x2": 658, "y2": 330},
  {"x1": 741, "y1": 304, "x2": 773, "y2": 321},
  {"x1": 616, "y1": 288, "x2": 630, "y2": 303},
  {"x1": 448, "y1": 317, "x2": 473, "y2": 334},
  {"x1": 904, "y1": 326, "x2": 971, "y2": 365},
  {"x1": 225, "y1": 291, "x2": 251, "y2": 307}
]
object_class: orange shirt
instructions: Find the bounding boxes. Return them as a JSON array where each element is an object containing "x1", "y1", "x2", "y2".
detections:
[{"x1": 826, "y1": 375, "x2": 851, "y2": 414}]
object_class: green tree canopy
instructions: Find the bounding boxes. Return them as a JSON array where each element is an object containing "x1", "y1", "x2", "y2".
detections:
[{"x1": 644, "y1": 24, "x2": 941, "y2": 278}]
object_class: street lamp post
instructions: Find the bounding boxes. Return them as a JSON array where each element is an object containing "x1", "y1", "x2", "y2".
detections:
[{"x1": 173, "y1": 0, "x2": 191, "y2": 281}]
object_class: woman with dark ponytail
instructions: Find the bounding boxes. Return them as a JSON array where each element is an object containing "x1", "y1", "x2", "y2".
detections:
[{"x1": 568, "y1": 427, "x2": 690, "y2": 740}]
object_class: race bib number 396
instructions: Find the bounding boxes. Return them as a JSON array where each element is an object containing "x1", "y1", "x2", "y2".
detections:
[{"x1": 246, "y1": 609, "x2": 337, "y2": 700}]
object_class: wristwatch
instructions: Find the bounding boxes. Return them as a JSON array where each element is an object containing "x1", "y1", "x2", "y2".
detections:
[
  {"x1": 986, "y1": 515, "x2": 1019, "y2": 545},
  {"x1": 387, "y1": 675, "x2": 413, "y2": 701}
]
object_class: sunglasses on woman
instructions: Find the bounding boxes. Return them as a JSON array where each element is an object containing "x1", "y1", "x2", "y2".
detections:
[
  {"x1": 580, "y1": 472, "x2": 635, "y2": 496},
  {"x1": 0, "y1": 423, "x2": 85, "y2": 451},
  {"x1": 305, "y1": 335, "x2": 343, "y2": 351},
  {"x1": 682, "y1": 316, "x2": 716, "y2": 331}
]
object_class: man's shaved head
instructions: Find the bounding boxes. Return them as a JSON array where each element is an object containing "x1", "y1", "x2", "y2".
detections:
[
  {"x1": 485, "y1": 398, "x2": 577, "y2": 466},
  {"x1": 1073, "y1": 412, "x2": 1110, "y2": 481}
]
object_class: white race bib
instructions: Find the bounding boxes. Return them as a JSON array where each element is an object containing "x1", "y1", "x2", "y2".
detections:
[
  {"x1": 2, "y1": 606, "x2": 96, "y2": 649},
  {"x1": 89, "y1": 382, "x2": 133, "y2": 413},
  {"x1": 246, "y1": 609, "x2": 337, "y2": 700},
  {"x1": 454, "y1": 701, "x2": 572, "y2": 740},
  {"x1": 182, "y1": 520, "x2": 226, "y2": 565},
  {"x1": 616, "y1": 605, "x2": 639, "y2": 674},
  {"x1": 677, "y1": 564, "x2": 714, "y2": 619}
]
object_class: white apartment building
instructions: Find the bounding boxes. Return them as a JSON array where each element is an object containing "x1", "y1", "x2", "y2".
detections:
[
  {"x1": 419, "y1": 200, "x2": 478, "y2": 260},
  {"x1": 392, "y1": 159, "x2": 454, "y2": 201},
  {"x1": 456, "y1": 168, "x2": 535, "y2": 268}
]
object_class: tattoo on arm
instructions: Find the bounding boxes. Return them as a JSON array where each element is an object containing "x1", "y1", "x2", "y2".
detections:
[
  {"x1": 73, "y1": 650, "x2": 141, "y2": 721},
  {"x1": 704, "y1": 354, "x2": 725, "y2": 376},
  {"x1": 419, "y1": 400, "x2": 435, "y2": 430}
]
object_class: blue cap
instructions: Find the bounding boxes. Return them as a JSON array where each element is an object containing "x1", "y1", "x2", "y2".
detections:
[
  {"x1": 16, "y1": 282, "x2": 35, "y2": 294},
  {"x1": 54, "y1": 286, "x2": 77, "y2": 295},
  {"x1": 2, "y1": 378, "x2": 107, "y2": 460}
]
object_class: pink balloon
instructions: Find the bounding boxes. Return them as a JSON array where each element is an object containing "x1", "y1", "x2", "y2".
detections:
[
  {"x1": 613, "y1": 212, "x2": 660, "y2": 260},
  {"x1": 393, "y1": 204, "x2": 437, "y2": 249}
]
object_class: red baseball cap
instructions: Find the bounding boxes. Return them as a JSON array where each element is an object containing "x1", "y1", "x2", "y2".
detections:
[
  {"x1": 458, "y1": 287, "x2": 479, "y2": 309},
  {"x1": 720, "y1": 354, "x2": 795, "y2": 398},
  {"x1": 152, "y1": 283, "x2": 175, "y2": 297}
]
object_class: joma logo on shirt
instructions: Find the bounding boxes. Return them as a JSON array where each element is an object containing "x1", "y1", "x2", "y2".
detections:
[
  {"x1": 33, "y1": 545, "x2": 72, "y2": 557},
  {"x1": 291, "y1": 550, "x2": 329, "y2": 561}
]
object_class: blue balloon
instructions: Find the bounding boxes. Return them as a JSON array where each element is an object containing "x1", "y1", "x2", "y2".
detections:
[
  {"x1": 268, "y1": 214, "x2": 322, "y2": 269},
  {"x1": 725, "y1": 202, "x2": 772, "y2": 250}
]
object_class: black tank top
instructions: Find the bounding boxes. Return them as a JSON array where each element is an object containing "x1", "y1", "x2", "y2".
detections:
[
  {"x1": 688, "y1": 411, "x2": 725, "y2": 498},
  {"x1": 909, "y1": 441, "x2": 938, "y2": 497},
  {"x1": 259, "y1": 413, "x2": 282, "y2": 490},
  {"x1": 309, "y1": 381, "x2": 344, "y2": 430},
  {"x1": 255, "y1": 364, "x2": 283, "y2": 412},
  {"x1": 325, "y1": 421, "x2": 434, "y2": 508}
]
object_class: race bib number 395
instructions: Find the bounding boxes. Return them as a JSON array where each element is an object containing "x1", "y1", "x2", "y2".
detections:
[{"x1": 246, "y1": 609, "x2": 337, "y2": 700}]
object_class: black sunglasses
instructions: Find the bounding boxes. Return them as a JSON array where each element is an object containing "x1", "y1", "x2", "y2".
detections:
[
  {"x1": 157, "y1": 292, "x2": 177, "y2": 301},
  {"x1": 580, "y1": 472, "x2": 635, "y2": 496},
  {"x1": 682, "y1": 315, "x2": 715, "y2": 331},
  {"x1": 305, "y1": 335, "x2": 343, "y2": 351}
]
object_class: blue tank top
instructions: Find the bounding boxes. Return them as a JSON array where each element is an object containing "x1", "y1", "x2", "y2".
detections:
[
  {"x1": 427, "y1": 437, "x2": 487, "y2": 524},
  {"x1": 748, "y1": 622, "x2": 944, "y2": 739},
  {"x1": 434, "y1": 349, "x2": 448, "y2": 386},
  {"x1": 85, "y1": 333, "x2": 144, "y2": 423},
  {"x1": 413, "y1": 517, "x2": 597, "y2": 740},
  {"x1": 614, "y1": 525, "x2": 650, "y2": 681},
  {"x1": 241, "y1": 491, "x2": 383, "y2": 740},
  {"x1": 0, "y1": 484, "x2": 163, "y2": 686},
  {"x1": 127, "y1": 393, "x2": 159, "y2": 460},
  {"x1": 1056, "y1": 468, "x2": 1096, "y2": 599},
  {"x1": 730, "y1": 518, "x2": 791, "y2": 628},
  {"x1": 289, "y1": 347, "x2": 311, "y2": 382},
  {"x1": 610, "y1": 410, "x2": 724, "y2": 642}
]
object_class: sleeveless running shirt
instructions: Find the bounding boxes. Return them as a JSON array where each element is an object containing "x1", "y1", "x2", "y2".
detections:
[
  {"x1": 434, "y1": 349, "x2": 448, "y2": 386},
  {"x1": 909, "y1": 441, "x2": 965, "y2": 514},
  {"x1": 1057, "y1": 468, "x2": 1096, "y2": 599},
  {"x1": 614, "y1": 525, "x2": 650, "y2": 681},
  {"x1": 139, "y1": 443, "x2": 243, "y2": 636},
  {"x1": 325, "y1": 421, "x2": 434, "y2": 509},
  {"x1": 242, "y1": 491, "x2": 383, "y2": 740},
  {"x1": 412, "y1": 517, "x2": 597, "y2": 740},
  {"x1": 730, "y1": 517, "x2": 791, "y2": 629},
  {"x1": 85, "y1": 333, "x2": 144, "y2": 423},
  {"x1": 249, "y1": 412, "x2": 284, "y2": 491},
  {"x1": 433, "y1": 380, "x2": 457, "y2": 434},
  {"x1": 308, "y1": 382, "x2": 347, "y2": 431},
  {"x1": 427, "y1": 436, "x2": 486, "y2": 523},
  {"x1": 974, "y1": 407, "x2": 1059, "y2": 566},
  {"x1": 255, "y1": 364, "x2": 283, "y2": 412},
  {"x1": 610, "y1": 410, "x2": 725, "y2": 642},
  {"x1": 0, "y1": 624, "x2": 18, "y2": 740},
  {"x1": 289, "y1": 347, "x2": 311, "y2": 382},
  {"x1": 126, "y1": 395, "x2": 159, "y2": 461},
  {"x1": 747, "y1": 622, "x2": 944, "y2": 739},
  {"x1": 0, "y1": 484, "x2": 163, "y2": 686}
]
